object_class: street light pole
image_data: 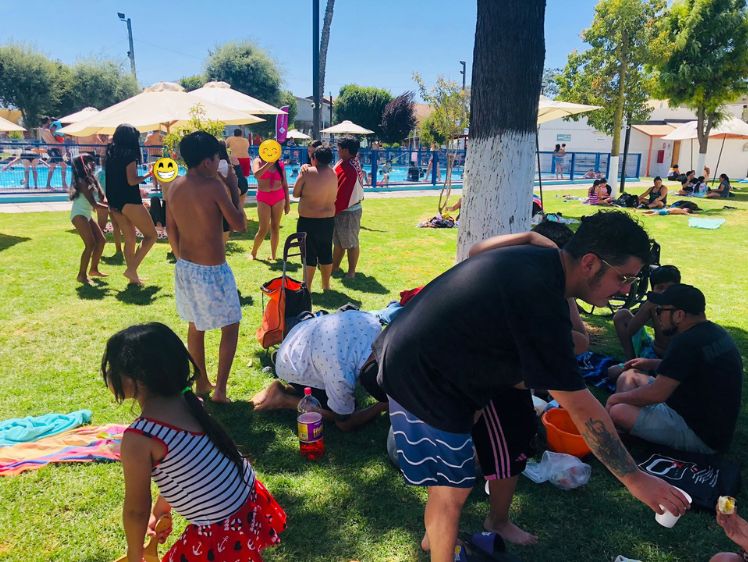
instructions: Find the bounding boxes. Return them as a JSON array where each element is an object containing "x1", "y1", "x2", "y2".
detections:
[
  {"x1": 117, "y1": 12, "x2": 137, "y2": 82},
  {"x1": 459, "y1": 60, "x2": 466, "y2": 91},
  {"x1": 312, "y1": 0, "x2": 321, "y2": 139}
]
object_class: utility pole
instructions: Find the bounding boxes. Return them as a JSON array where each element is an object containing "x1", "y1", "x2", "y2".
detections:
[
  {"x1": 117, "y1": 12, "x2": 137, "y2": 82},
  {"x1": 312, "y1": 0, "x2": 321, "y2": 139},
  {"x1": 459, "y1": 60, "x2": 466, "y2": 91}
]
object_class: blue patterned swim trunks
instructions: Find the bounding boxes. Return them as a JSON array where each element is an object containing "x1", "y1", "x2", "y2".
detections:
[{"x1": 175, "y1": 259, "x2": 241, "y2": 331}]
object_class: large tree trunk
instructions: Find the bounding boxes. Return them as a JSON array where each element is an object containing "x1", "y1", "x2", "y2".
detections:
[
  {"x1": 318, "y1": 0, "x2": 335, "y2": 98},
  {"x1": 695, "y1": 106, "x2": 712, "y2": 175},
  {"x1": 608, "y1": 37, "x2": 628, "y2": 197},
  {"x1": 456, "y1": 0, "x2": 546, "y2": 262}
]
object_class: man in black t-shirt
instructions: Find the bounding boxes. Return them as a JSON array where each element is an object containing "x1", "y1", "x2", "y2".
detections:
[
  {"x1": 376, "y1": 211, "x2": 690, "y2": 560},
  {"x1": 606, "y1": 284, "x2": 742, "y2": 454}
]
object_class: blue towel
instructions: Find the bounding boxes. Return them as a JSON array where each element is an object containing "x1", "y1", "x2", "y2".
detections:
[
  {"x1": 577, "y1": 352, "x2": 620, "y2": 393},
  {"x1": 0, "y1": 410, "x2": 92, "y2": 447},
  {"x1": 688, "y1": 218, "x2": 725, "y2": 230}
]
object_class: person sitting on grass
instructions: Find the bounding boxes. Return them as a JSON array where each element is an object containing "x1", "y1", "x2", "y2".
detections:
[
  {"x1": 677, "y1": 170, "x2": 697, "y2": 195},
  {"x1": 707, "y1": 174, "x2": 732, "y2": 199},
  {"x1": 667, "y1": 164, "x2": 681, "y2": 182},
  {"x1": 638, "y1": 176, "x2": 668, "y2": 209},
  {"x1": 250, "y1": 310, "x2": 389, "y2": 431},
  {"x1": 607, "y1": 265, "x2": 681, "y2": 382},
  {"x1": 606, "y1": 284, "x2": 743, "y2": 455},
  {"x1": 710, "y1": 505, "x2": 748, "y2": 562}
]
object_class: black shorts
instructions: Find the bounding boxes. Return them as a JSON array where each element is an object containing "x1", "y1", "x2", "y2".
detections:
[
  {"x1": 48, "y1": 148, "x2": 63, "y2": 163},
  {"x1": 472, "y1": 388, "x2": 537, "y2": 479},
  {"x1": 297, "y1": 216, "x2": 334, "y2": 266},
  {"x1": 234, "y1": 165, "x2": 249, "y2": 195},
  {"x1": 288, "y1": 383, "x2": 330, "y2": 411}
]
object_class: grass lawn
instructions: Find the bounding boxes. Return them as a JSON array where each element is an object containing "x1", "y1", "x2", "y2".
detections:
[{"x1": 0, "y1": 184, "x2": 746, "y2": 561}]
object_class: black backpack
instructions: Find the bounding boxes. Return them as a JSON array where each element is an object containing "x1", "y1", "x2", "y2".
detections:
[{"x1": 614, "y1": 193, "x2": 638, "y2": 208}]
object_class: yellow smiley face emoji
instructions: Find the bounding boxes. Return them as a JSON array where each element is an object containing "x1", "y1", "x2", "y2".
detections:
[
  {"x1": 258, "y1": 139, "x2": 282, "y2": 163},
  {"x1": 153, "y1": 157, "x2": 178, "y2": 183}
]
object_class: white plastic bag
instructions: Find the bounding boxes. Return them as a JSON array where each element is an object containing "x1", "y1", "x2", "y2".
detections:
[{"x1": 522, "y1": 451, "x2": 591, "y2": 490}]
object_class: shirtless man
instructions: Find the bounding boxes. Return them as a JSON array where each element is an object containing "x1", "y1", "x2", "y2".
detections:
[
  {"x1": 293, "y1": 144, "x2": 338, "y2": 292},
  {"x1": 165, "y1": 131, "x2": 246, "y2": 402}
]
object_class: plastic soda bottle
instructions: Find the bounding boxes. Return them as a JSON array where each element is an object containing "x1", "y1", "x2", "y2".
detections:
[{"x1": 297, "y1": 387, "x2": 325, "y2": 460}]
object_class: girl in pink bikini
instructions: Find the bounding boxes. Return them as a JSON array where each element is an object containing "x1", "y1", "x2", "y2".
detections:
[{"x1": 251, "y1": 155, "x2": 290, "y2": 260}]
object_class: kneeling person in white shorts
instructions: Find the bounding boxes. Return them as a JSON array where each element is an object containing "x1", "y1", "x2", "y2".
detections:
[{"x1": 166, "y1": 131, "x2": 247, "y2": 402}]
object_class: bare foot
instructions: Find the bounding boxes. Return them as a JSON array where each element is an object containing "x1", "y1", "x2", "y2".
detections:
[
  {"x1": 123, "y1": 270, "x2": 143, "y2": 286},
  {"x1": 76, "y1": 275, "x2": 93, "y2": 285},
  {"x1": 249, "y1": 253, "x2": 257, "y2": 261},
  {"x1": 484, "y1": 519, "x2": 538, "y2": 545},
  {"x1": 345, "y1": 272, "x2": 356, "y2": 279},
  {"x1": 211, "y1": 391, "x2": 231, "y2": 404},
  {"x1": 250, "y1": 380, "x2": 295, "y2": 411},
  {"x1": 195, "y1": 381, "x2": 215, "y2": 396},
  {"x1": 89, "y1": 270, "x2": 108, "y2": 277}
]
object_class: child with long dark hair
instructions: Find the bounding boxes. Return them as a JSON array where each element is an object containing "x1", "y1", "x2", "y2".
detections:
[
  {"x1": 102, "y1": 323, "x2": 285, "y2": 562},
  {"x1": 69, "y1": 154, "x2": 108, "y2": 284},
  {"x1": 105, "y1": 124, "x2": 157, "y2": 285}
]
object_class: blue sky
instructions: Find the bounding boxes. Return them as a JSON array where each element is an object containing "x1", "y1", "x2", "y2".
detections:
[{"x1": 0, "y1": 0, "x2": 599, "y2": 99}]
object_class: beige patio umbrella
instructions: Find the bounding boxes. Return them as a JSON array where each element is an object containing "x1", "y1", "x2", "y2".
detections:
[
  {"x1": 286, "y1": 129, "x2": 311, "y2": 140},
  {"x1": 58, "y1": 82, "x2": 263, "y2": 137},
  {"x1": 535, "y1": 96, "x2": 602, "y2": 205},
  {"x1": 59, "y1": 107, "x2": 99, "y2": 124},
  {"x1": 321, "y1": 120, "x2": 374, "y2": 135},
  {"x1": 0, "y1": 115, "x2": 25, "y2": 132},
  {"x1": 188, "y1": 81, "x2": 286, "y2": 116}
]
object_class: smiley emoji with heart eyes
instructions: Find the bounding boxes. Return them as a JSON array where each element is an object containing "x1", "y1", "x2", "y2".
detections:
[{"x1": 152, "y1": 157, "x2": 179, "y2": 183}]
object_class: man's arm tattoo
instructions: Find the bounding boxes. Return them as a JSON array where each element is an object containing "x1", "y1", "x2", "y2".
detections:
[{"x1": 583, "y1": 418, "x2": 638, "y2": 478}]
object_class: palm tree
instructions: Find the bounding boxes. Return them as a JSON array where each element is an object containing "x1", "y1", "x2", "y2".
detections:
[
  {"x1": 456, "y1": 0, "x2": 546, "y2": 261},
  {"x1": 319, "y1": 0, "x2": 335, "y2": 98}
]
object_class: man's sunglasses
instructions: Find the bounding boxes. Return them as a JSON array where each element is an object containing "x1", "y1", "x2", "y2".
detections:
[
  {"x1": 597, "y1": 256, "x2": 640, "y2": 285},
  {"x1": 655, "y1": 306, "x2": 677, "y2": 316}
]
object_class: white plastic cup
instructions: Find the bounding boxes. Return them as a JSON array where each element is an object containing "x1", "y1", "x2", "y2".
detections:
[{"x1": 655, "y1": 487, "x2": 692, "y2": 528}]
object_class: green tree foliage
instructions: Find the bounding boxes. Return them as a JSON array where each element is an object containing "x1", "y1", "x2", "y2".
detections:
[
  {"x1": 179, "y1": 74, "x2": 206, "y2": 92},
  {"x1": 651, "y1": 0, "x2": 748, "y2": 154},
  {"x1": 56, "y1": 60, "x2": 137, "y2": 116},
  {"x1": 334, "y1": 84, "x2": 393, "y2": 137},
  {"x1": 205, "y1": 42, "x2": 285, "y2": 137},
  {"x1": 0, "y1": 45, "x2": 59, "y2": 126},
  {"x1": 162, "y1": 105, "x2": 226, "y2": 162},
  {"x1": 419, "y1": 113, "x2": 446, "y2": 147},
  {"x1": 556, "y1": 0, "x2": 665, "y2": 155},
  {"x1": 412, "y1": 74, "x2": 469, "y2": 148},
  {"x1": 379, "y1": 91, "x2": 416, "y2": 143}
]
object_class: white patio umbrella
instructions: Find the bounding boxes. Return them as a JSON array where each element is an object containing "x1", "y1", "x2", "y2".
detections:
[
  {"x1": 321, "y1": 120, "x2": 374, "y2": 135},
  {"x1": 286, "y1": 129, "x2": 311, "y2": 140},
  {"x1": 535, "y1": 96, "x2": 601, "y2": 205},
  {"x1": 662, "y1": 117, "x2": 748, "y2": 183},
  {"x1": 188, "y1": 81, "x2": 286, "y2": 116},
  {"x1": 0, "y1": 116, "x2": 25, "y2": 132},
  {"x1": 58, "y1": 82, "x2": 263, "y2": 137},
  {"x1": 59, "y1": 107, "x2": 99, "y2": 124}
]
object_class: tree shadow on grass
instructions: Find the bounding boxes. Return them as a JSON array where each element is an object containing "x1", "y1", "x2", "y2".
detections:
[
  {"x1": 340, "y1": 272, "x2": 389, "y2": 294},
  {"x1": 360, "y1": 225, "x2": 387, "y2": 233},
  {"x1": 267, "y1": 259, "x2": 300, "y2": 273},
  {"x1": 115, "y1": 284, "x2": 162, "y2": 305},
  {"x1": 225, "y1": 241, "x2": 247, "y2": 256},
  {"x1": 0, "y1": 233, "x2": 30, "y2": 252},
  {"x1": 101, "y1": 252, "x2": 124, "y2": 265},
  {"x1": 312, "y1": 289, "x2": 361, "y2": 310}
]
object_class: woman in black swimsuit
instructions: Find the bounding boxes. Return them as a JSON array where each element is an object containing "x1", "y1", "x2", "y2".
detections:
[{"x1": 104, "y1": 124, "x2": 156, "y2": 286}]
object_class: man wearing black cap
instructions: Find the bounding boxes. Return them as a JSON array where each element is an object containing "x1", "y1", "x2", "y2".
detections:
[{"x1": 606, "y1": 284, "x2": 743, "y2": 454}]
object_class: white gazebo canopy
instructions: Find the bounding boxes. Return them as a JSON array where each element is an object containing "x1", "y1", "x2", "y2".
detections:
[
  {"x1": 59, "y1": 82, "x2": 263, "y2": 137},
  {"x1": 59, "y1": 107, "x2": 100, "y2": 124},
  {"x1": 662, "y1": 117, "x2": 748, "y2": 140},
  {"x1": 537, "y1": 96, "x2": 601, "y2": 125},
  {"x1": 189, "y1": 81, "x2": 286, "y2": 116},
  {"x1": 0, "y1": 116, "x2": 25, "y2": 132},
  {"x1": 320, "y1": 120, "x2": 374, "y2": 135},
  {"x1": 286, "y1": 129, "x2": 311, "y2": 140}
]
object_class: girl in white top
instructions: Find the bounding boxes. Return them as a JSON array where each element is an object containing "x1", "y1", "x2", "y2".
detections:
[
  {"x1": 103, "y1": 323, "x2": 286, "y2": 562},
  {"x1": 69, "y1": 154, "x2": 108, "y2": 284}
]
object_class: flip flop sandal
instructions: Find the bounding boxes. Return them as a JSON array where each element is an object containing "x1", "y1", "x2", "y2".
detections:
[{"x1": 459, "y1": 532, "x2": 523, "y2": 562}]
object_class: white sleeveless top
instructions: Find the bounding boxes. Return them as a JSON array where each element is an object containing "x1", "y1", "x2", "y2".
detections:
[{"x1": 127, "y1": 417, "x2": 254, "y2": 525}]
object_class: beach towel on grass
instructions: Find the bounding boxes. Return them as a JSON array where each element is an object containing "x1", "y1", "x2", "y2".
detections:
[
  {"x1": 577, "y1": 351, "x2": 620, "y2": 393},
  {"x1": 688, "y1": 218, "x2": 725, "y2": 230},
  {"x1": 0, "y1": 424, "x2": 125, "y2": 476},
  {"x1": 0, "y1": 410, "x2": 91, "y2": 447}
]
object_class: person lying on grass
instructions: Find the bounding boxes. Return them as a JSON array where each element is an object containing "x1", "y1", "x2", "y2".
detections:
[{"x1": 251, "y1": 309, "x2": 389, "y2": 431}]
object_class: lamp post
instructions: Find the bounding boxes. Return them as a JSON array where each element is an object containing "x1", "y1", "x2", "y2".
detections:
[
  {"x1": 459, "y1": 60, "x2": 466, "y2": 91},
  {"x1": 312, "y1": 0, "x2": 320, "y2": 139},
  {"x1": 117, "y1": 12, "x2": 137, "y2": 82}
]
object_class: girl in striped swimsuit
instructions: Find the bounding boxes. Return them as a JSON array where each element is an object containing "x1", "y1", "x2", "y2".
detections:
[{"x1": 102, "y1": 322, "x2": 286, "y2": 562}]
